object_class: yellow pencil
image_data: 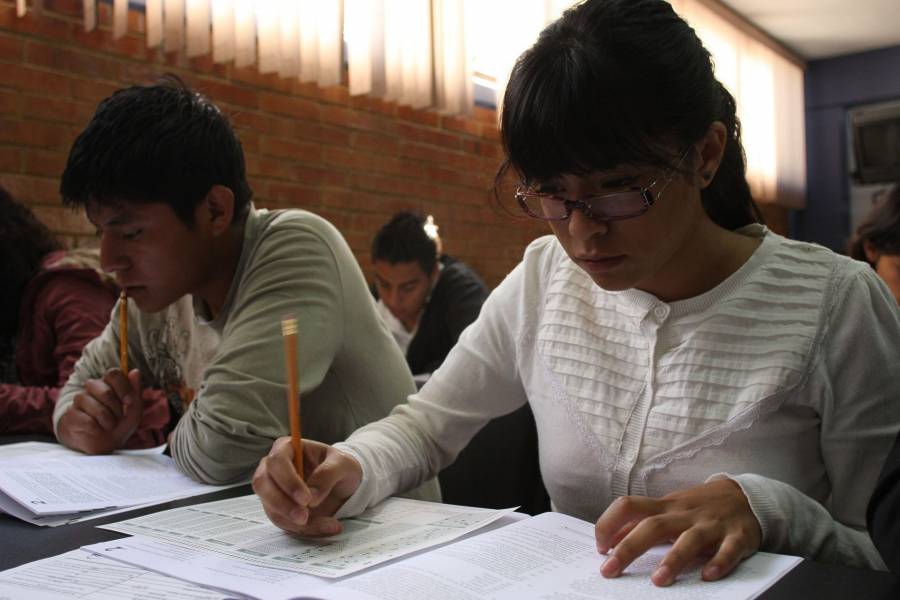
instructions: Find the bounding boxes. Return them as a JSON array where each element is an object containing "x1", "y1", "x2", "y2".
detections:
[
  {"x1": 119, "y1": 291, "x2": 128, "y2": 373},
  {"x1": 281, "y1": 314, "x2": 303, "y2": 479},
  {"x1": 119, "y1": 291, "x2": 129, "y2": 417}
]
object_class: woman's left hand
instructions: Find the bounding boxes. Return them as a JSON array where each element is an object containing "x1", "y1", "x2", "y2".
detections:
[{"x1": 594, "y1": 478, "x2": 762, "y2": 586}]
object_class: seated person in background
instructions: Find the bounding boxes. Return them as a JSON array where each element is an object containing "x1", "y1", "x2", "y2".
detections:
[
  {"x1": 868, "y1": 430, "x2": 900, "y2": 576},
  {"x1": 371, "y1": 212, "x2": 488, "y2": 375},
  {"x1": 53, "y1": 76, "x2": 440, "y2": 499},
  {"x1": 0, "y1": 186, "x2": 167, "y2": 445},
  {"x1": 254, "y1": 0, "x2": 900, "y2": 586},
  {"x1": 849, "y1": 185, "x2": 900, "y2": 304}
]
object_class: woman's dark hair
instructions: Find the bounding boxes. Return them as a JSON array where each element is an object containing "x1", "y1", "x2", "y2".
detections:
[
  {"x1": 0, "y1": 186, "x2": 63, "y2": 336},
  {"x1": 849, "y1": 186, "x2": 900, "y2": 264},
  {"x1": 495, "y1": 0, "x2": 762, "y2": 230},
  {"x1": 60, "y1": 74, "x2": 252, "y2": 226},
  {"x1": 372, "y1": 212, "x2": 439, "y2": 275}
]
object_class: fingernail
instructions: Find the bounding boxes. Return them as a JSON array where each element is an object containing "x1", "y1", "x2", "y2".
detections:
[
  {"x1": 597, "y1": 543, "x2": 609, "y2": 555},
  {"x1": 652, "y1": 565, "x2": 673, "y2": 586},
  {"x1": 293, "y1": 490, "x2": 308, "y2": 504},
  {"x1": 703, "y1": 565, "x2": 721, "y2": 580},
  {"x1": 323, "y1": 521, "x2": 341, "y2": 536},
  {"x1": 602, "y1": 556, "x2": 621, "y2": 577},
  {"x1": 308, "y1": 487, "x2": 322, "y2": 506},
  {"x1": 289, "y1": 507, "x2": 307, "y2": 524}
]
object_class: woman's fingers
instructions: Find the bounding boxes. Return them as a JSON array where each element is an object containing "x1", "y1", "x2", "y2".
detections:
[
  {"x1": 702, "y1": 534, "x2": 749, "y2": 581},
  {"x1": 601, "y1": 512, "x2": 688, "y2": 578},
  {"x1": 652, "y1": 524, "x2": 719, "y2": 586},
  {"x1": 595, "y1": 495, "x2": 663, "y2": 554}
]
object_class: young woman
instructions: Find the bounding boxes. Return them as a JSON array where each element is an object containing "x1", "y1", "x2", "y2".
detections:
[
  {"x1": 252, "y1": 0, "x2": 900, "y2": 585},
  {"x1": 849, "y1": 185, "x2": 900, "y2": 304},
  {"x1": 0, "y1": 185, "x2": 169, "y2": 444}
]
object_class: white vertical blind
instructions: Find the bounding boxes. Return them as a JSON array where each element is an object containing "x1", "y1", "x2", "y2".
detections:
[
  {"x1": 42, "y1": 0, "x2": 475, "y2": 116},
  {"x1": 82, "y1": 0, "x2": 97, "y2": 32},
  {"x1": 186, "y1": 0, "x2": 210, "y2": 57},
  {"x1": 670, "y1": 0, "x2": 807, "y2": 207},
  {"x1": 113, "y1": 0, "x2": 128, "y2": 39}
]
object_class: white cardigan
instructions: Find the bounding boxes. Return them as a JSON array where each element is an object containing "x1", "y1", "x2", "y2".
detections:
[{"x1": 336, "y1": 225, "x2": 900, "y2": 569}]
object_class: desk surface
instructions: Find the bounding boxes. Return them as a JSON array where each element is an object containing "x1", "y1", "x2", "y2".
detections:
[{"x1": 2, "y1": 435, "x2": 899, "y2": 598}]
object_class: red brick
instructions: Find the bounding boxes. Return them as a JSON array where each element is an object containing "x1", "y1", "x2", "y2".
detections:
[
  {"x1": 44, "y1": 0, "x2": 82, "y2": 17},
  {"x1": 395, "y1": 121, "x2": 461, "y2": 150},
  {"x1": 0, "y1": 63, "x2": 72, "y2": 95},
  {"x1": 25, "y1": 40, "x2": 121, "y2": 81},
  {"x1": 0, "y1": 6, "x2": 73, "y2": 41},
  {"x1": 0, "y1": 32, "x2": 24, "y2": 60},
  {"x1": 0, "y1": 146, "x2": 23, "y2": 172},
  {"x1": 293, "y1": 121, "x2": 351, "y2": 147},
  {"x1": 473, "y1": 105, "x2": 498, "y2": 124},
  {"x1": 397, "y1": 105, "x2": 440, "y2": 127},
  {"x1": 441, "y1": 114, "x2": 481, "y2": 137},
  {"x1": 0, "y1": 88, "x2": 18, "y2": 115},
  {"x1": 23, "y1": 148, "x2": 67, "y2": 177},
  {"x1": 84, "y1": 29, "x2": 146, "y2": 59},
  {"x1": 265, "y1": 182, "x2": 321, "y2": 208},
  {"x1": 230, "y1": 110, "x2": 292, "y2": 136},
  {"x1": 26, "y1": 95, "x2": 93, "y2": 125},
  {"x1": 31, "y1": 203, "x2": 95, "y2": 234},
  {"x1": 319, "y1": 104, "x2": 382, "y2": 131},
  {"x1": 351, "y1": 131, "x2": 399, "y2": 155},
  {"x1": 0, "y1": 173, "x2": 63, "y2": 205},
  {"x1": 231, "y1": 66, "x2": 294, "y2": 94},
  {"x1": 71, "y1": 78, "x2": 120, "y2": 104},
  {"x1": 0, "y1": 117, "x2": 75, "y2": 148},
  {"x1": 259, "y1": 136, "x2": 322, "y2": 163},
  {"x1": 195, "y1": 78, "x2": 258, "y2": 109},
  {"x1": 258, "y1": 91, "x2": 319, "y2": 120}
]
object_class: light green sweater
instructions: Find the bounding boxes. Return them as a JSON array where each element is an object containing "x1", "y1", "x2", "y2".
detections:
[{"x1": 54, "y1": 207, "x2": 440, "y2": 499}]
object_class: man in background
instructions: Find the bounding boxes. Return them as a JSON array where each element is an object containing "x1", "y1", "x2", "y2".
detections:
[{"x1": 371, "y1": 212, "x2": 489, "y2": 375}]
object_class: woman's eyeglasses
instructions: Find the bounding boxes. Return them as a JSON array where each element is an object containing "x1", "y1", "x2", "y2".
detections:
[{"x1": 515, "y1": 149, "x2": 691, "y2": 222}]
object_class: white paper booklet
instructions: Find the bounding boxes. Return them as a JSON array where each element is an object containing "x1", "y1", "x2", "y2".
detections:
[
  {"x1": 99, "y1": 495, "x2": 515, "y2": 578},
  {"x1": 87, "y1": 510, "x2": 801, "y2": 600},
  {"x1": 0, "y1": 443, "x2": 239, "y2": 526},
  {"x1": 0, "y1": 549, "x2": 231, "y2": 600}
]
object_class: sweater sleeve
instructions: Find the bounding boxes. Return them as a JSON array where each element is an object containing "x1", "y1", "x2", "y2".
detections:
[
  {"x1": 716, "y1": 266, "x2": 900, "y2": 569},
  {"x1": 1, "y1": 274, "x2": 114, "y2": 434},
  {"x1": 167, "y1": 219, "x2": 351, "y2": 484},
  {"x1": 334, "y1": 261, "x2": 531, "y2": 518}
]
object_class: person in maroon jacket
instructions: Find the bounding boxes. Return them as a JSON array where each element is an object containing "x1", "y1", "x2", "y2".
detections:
[{"x1": 0, "y1": 186, "x2": 168, "y2": 445}]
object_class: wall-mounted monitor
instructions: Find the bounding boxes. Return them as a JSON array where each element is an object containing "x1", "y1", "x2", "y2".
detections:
[{"x1": 850, "y1": 100, "x2": 900, "y2": 184}]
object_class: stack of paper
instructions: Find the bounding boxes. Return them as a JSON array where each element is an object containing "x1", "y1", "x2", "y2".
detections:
[
  {"x1": 0, "y1": 493, "x2": 803, "y2": 600},
  {"x1": 0, "y1": 442, "x2": 240, "y2": 526}
]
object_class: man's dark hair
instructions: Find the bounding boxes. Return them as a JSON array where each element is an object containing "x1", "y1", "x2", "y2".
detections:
[
  {"x1": 60, "y1": 74, "x2": 252, "y2": 225},
  {"x1": 0, "y1": 185, "x2": 63, "y2": 336},
  {"x1": 849, "y1": 185, "x2": 900, "y2": 264},
  {"x1": 372, "y1": 212, "x2": 439, "y2": 275}
]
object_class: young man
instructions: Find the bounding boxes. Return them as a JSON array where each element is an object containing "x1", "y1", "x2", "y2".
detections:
[
  {"x1": 53, "y1": 78, "x2": 439, "y2": 498},
  {"x1": 371, "y1": 213, "x2": 489, "y2": 375}
]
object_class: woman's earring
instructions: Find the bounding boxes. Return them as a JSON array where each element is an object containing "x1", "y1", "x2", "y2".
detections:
[{"x1": 702, "y1": 171, "x2": 712, "y2": 181}]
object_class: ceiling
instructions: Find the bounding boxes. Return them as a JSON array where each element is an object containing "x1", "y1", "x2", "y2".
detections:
[{"x1": 719, "y1": 0, "x2": 900, "y2": 61}]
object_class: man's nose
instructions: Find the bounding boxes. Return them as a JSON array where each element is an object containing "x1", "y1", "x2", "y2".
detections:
[{"x1": 99, "y1": 233, "x2": 128, "y2": 275}]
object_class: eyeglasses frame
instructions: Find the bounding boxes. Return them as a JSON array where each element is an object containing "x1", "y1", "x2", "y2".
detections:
[{"x1": 514, "y1": 147, "x2": 693, "y2": 222}]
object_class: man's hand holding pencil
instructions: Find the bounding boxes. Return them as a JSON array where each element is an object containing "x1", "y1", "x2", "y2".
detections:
[{"x1": 56, "y1": 292, "x2": 146, "y2": 455}]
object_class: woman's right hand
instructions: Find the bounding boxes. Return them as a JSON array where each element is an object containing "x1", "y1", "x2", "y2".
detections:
[{"x1": 252, "y1": 437, "x2": 363, "y2": 536}]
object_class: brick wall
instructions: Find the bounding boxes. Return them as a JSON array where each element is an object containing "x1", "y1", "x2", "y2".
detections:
[{"x1": 0, "y1": 0, "x2": 547, "y2": 288}]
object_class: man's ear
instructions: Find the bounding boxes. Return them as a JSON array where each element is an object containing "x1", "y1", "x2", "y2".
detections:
[
  {"x1": 694, "y1": 121, "x2": 728, "y2": 189},
  {"x1": 198, "y1": 185, "x2": 235, "y2": 236},
  {"x1": 864, "y1": 240, "x2": 880, "y2": 265}
]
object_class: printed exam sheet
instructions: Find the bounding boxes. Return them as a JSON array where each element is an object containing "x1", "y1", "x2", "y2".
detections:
[{"x1": 100, "y1": 495, "x2": 514, "y2": 578}]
